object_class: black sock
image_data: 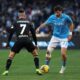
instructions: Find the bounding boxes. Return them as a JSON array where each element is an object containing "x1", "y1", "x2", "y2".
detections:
[
  {"x1": 62, "y1": 59, "x2": 66, "y2": 67},
  {"x1": 62, "y1": 55, "x2": 67, "y2": 67},
  {"x1": 6, "y1": 59, "x2": 12, "y2": 70},
  {"x1": 34, "y1": 57, "x2": 39, "y2": 69}
]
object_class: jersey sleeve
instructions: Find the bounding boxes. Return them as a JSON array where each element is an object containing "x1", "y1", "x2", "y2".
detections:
[
  {"x1": 7, "y1": 24, "x2": 15, "y2": 46},
  {"x1": 10, "y1": 21, "x2": 17, "y2": 32},
  {"x1": 30, "y1": 23, "x2": 37, "y2": 45},
  {"x1": 44, "y1": 15, "x2": 53, "y2": 25}
]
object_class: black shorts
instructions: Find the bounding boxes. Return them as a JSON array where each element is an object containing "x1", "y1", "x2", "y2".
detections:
[{"x1": 11, "y1": 37, "x2": 35, "y2": 53}]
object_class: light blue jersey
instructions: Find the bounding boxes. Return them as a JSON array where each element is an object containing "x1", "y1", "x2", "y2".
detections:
[{"x1": 45, "y1": 13, "x2": 73, "y2": 38}]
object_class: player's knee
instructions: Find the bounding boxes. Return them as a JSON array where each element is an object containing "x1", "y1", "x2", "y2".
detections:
[
  {"x1": 47, "y1": 47, "x2": 54, "y2": 54},
  {"x1": 46, "y1": 51, "x2": 51, "y2": 58},
  {"x1": 32, "y1": 49, "x2": 38, "y2": 57},
  {"x1": 46, "y1": 47, "x2": 54, "y2": 58},
  {"x1": 8, "y1": 51, "x2": 15, "y2": 59}
]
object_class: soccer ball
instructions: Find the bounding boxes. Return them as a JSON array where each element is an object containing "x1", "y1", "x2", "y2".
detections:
[{"x1": 40, "y1": 65, "x2": 49, "y2": 73}]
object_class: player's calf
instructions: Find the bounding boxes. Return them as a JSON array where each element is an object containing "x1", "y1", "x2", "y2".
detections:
[{"x1": 45, "y1": 50, "x2": 52, "y2": 65}]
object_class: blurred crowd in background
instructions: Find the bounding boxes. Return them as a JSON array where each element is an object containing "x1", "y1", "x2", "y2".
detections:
[{"x1": 0, "y1": 0, "x2": 80, "y2": 38}]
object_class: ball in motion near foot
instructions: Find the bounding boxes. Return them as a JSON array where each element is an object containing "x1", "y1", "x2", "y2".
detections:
[{"x1": 40, "y1": 65, "x2": 49, "y2": 73}]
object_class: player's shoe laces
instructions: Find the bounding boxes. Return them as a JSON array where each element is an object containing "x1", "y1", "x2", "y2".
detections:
[
  {"x1": 36, "y1": 69, "x2": 43, "y2": 75},
  {"x1": 2, "y1": 70, "x2": 9, "y2": 76},
  {"x1": 59, "y1": 66, "x2": 66, "y2": 74}
]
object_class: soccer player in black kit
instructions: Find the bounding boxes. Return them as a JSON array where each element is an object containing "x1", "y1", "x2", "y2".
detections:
[{"x1": 2, "y1": 8, "x2": 42, "y2": 75}]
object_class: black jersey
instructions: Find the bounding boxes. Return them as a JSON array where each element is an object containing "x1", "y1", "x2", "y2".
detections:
[{"x1": 8, "y1": 19, "x2": 37, "y2": 45}]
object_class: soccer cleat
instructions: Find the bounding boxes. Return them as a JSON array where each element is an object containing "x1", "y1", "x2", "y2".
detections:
[
  {"x1": 59, "y1": 66, "x2": 66, "y2": 74},
  {"x1": 36, "y1": 69, "x2": 43, "y2": 75},
  {"x1": 2, "y1": 70, "x2": 9, "y2": 76}
]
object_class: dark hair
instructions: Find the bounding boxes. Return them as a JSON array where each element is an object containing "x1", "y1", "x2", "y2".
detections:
[
  {"x1": 19, "y1": 8, "x2": 25, "y2": 13},
  {"x1": 54, "y1": 5, "x2": 63, "y2": 11}
]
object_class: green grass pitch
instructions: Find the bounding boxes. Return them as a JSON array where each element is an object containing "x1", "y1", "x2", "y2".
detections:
[{"x1": 0, "y1": 49, "x2": 80, "y2": 80}]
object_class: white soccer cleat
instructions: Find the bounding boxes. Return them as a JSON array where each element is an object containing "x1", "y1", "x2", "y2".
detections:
[{"x1": 59, "y1": 66, "x2": 66, "y2": 74}]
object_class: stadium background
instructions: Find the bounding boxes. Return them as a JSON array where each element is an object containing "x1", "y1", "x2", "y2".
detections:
[
  {"x1": 0, "y1": 0, "x2": 80, "y2": 80},
  {"x1": 0, "y1": 0, "x2": 80, "y2": 49}
]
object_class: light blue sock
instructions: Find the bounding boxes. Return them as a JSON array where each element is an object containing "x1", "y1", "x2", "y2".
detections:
[{"x1": 45, "y1": 59, "x2": 50, "y2": 65}]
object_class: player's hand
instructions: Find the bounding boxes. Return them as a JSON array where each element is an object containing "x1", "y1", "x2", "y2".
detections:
[
  {"x1": 36, "y1": 28, "x2": 40, "y2": 33},
  {"x1": 68, "y1": 35, "x2": 72, "y2": 41}
]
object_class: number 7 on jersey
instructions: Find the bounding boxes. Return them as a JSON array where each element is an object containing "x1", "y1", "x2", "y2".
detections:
[{"x1": 20, "y1": 24, "x2": 26, "y2": 34}]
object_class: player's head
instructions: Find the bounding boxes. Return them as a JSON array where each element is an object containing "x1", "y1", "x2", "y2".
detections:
[
  {"x1": 54, "y1": 5, "x2": 63, "y2": 17},
  {"x1": 18, "y1": 8, "x2": 27, "y2": 19}
]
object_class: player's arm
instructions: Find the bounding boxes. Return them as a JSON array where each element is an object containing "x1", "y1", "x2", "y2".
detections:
[
  {"x1": 67, "y1": 16, "x2": 74, "y2": 41},
  {"x1": 7, "y1": 26, "x2": 15, "y2": 47},
  {"x1": 68, "y1": 23, "x2": 74, "y2": 41},
  {"x1": 30, "y1": 24, "x2": 37, "y2": 45},
  {"x1": 36, "y1": 23, "x2": 47, "y2": 33},
  {"x1": 36, "y1": 15, "x2": 53, "y2": 33},
  {"x1": 69, "y1": 23, "x2": 74, "y2": 32}
]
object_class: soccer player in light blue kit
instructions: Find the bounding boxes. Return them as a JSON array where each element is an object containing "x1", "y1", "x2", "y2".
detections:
[{"x1": 36, "y1": 5, "x2": 74, "y2": 74}]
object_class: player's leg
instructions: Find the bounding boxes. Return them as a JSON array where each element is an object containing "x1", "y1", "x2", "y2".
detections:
[
  {"x1": 61, "y1": 48, "x2": 67, "y2": 67},
  {"x1": 32, "y1": 49, "x2": 42, "y2": 75},
  {"x1": 32, "y1": 49, "x2": 39, "y2": 69},
  {"x1": 59, "y1": 40, "x2": 68, "y2": 74},
  {"x1": 45, "y1": 47, "x2": 54, "y2": 65},
  {"x1": 26, "y1": 40, "x2": 42, "y2": 75},
  {"x1": 2, "y1": 40, "x2": 22, "y2": 75},
  {"x1": 59, "y1": 47, "x2": 67, "y2": 74},
  {"x1": 45, "y1": 36, "x2": 59, "y2": 66},
  {"x1": 2, "y1": 51, "x2": 16, "y2": 75}
]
